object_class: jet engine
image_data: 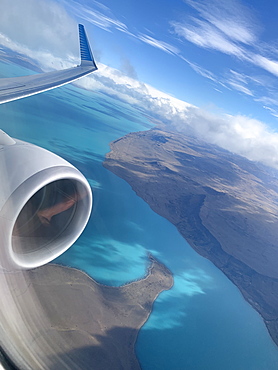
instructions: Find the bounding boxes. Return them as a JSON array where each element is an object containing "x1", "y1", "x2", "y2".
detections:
[{"x1": 0, "y1": 130, "x2": 92, "y2": 270}]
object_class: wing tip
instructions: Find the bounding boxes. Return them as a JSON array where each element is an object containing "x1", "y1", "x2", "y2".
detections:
[{"x1": 78, "y1": 24, "x2": 97, "y2": 69}]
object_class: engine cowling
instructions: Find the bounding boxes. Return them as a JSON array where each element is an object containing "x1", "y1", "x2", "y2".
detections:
[{"x1": 0, "y1": 131, "x2": 92, "y2": 270}]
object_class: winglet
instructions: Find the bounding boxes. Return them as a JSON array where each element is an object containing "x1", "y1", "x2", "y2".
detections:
[{"x1": 79, "y1": 24, "x2": 97, "y2": 69}]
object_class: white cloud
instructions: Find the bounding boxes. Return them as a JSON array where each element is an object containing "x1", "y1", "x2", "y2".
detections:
[
  {"x1": 2, "y1": 0, "x2": 278, "y2": 171},
  {"x1": 253, "y1": 55, "x2": 278, "y2": 77},
  {"x1": 74, "y1": 63, "x2": 278, "y2": 169},
  {"x1": 0, "y1": 32, "x2": 75, "y2": 71},
  {"x1": 0, "y1": 0, "x2": 77, "y2": 58},
  {"x1": 227, "y1": 81, "x2": 253, "y2": 96},
  {"x1": 180, "y1": 56, "x2": 217, "y2": 82},
  {"x1": 137, "y1": 34, "x2": 179, "y2": 55},
  {"x1": 3, "y1": 33, "x2": 278, "y2": 170},
  {"x1": 170, "y1": 107, "x2": 278, "y2": 168},
  {"x1": 226, "y1": 70, "x2": 253, "y2": 96},
  {"x1": 65, "y1": 0, "x2": 131, "y2": 35},
  {"x1": 225, "y1": 69, "x2": 278, "y2": 104},
  {"x1": 257, "y1": 96, "x2": 278, "y2": 107},
  {"x1": 173, "y1": 0, "x2": 278, "y2": 81},
  {"x1": 172, "y1": 18, "x2": 245, "y2": 58},
  {"x1": 66, "y1": 0, "x2": 180, "y2": 57},
  {"x1": 74, "y1": 62, "x2": 192, "y2": 114},
  {"x1": 0, "y1": 0, "x2": 223, "y2": 86},
  {"x1": 185, "y1": 0, "x2": 258, "y2": 45},
  {"x1": 263, "y1": 106, "x2": 278, "y2": 118},
  {"x1": 63, "y1": 0, "x2": 186, "y2": 63},
  {"x1": 229, "y1": 70, "x2": 248, "y2": 84},
  {"x1": 172, "y1": 0, "x2": 256, "y2": 60}
]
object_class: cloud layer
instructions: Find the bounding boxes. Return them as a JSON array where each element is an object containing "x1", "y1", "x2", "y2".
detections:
[
  {"x1": 171, "y1": 0, "x2": 278, "y2": 112},
  {"x1": 0, "y1": 0, "x2": 77, "y2": 58},
  {"x1": 172, "y1": 0, "x2": 257, "y2": 60},
  {"x1": 2, "y1": 0, "x2": 278, "y2": 170},
  {"x1": 64, "y1": 0, "x2": 278, "y2": 119},
  {"x1": 73, "y1": 65, "x2": 278, "y2": 170}
]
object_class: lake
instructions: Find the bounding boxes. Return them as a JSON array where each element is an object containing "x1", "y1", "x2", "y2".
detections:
[{"x1": 1, "y1": 59, "x2": 278, "y2": 369}]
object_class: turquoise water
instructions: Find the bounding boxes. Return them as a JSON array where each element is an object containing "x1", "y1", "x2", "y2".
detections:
[{"x1": 1, "y1": 60, "x2": 278, "y2": 369}]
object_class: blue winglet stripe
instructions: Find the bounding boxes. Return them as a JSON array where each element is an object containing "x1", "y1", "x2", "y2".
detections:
[{"x1": 79, "y1": 24, "x2": 97, "y2": 68}]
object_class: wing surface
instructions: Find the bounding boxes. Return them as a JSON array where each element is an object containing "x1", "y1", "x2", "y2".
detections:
[{"x1": 0, "y1": 24, "x2": 97, "y2": 104}]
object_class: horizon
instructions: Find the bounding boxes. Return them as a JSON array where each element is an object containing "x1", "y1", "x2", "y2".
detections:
[{"x1": 1, "y1": 0, "x2": 278, "y2": 169}]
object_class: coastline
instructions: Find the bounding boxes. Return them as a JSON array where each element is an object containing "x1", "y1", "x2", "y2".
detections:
[
  {"x1": 103, "y1": 127, "x2": 278, "y2": 348},
  {"x1": 50, "y1": 257, "x2": 174, "y2": 369},
  {"x1": 0, "y1": 255, "x2": 173, "y2": 369}
]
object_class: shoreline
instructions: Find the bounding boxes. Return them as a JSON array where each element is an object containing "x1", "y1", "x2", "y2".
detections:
[
  {"x1": 0, "y1": 254, "x2": 173, "y2": 369},
  {"x1": 103, "y1": 127, "x2": 278, "y2": 348},
  {"x1": 52, "y1": 252, "x2": 170, "y2": 289},
  {"x1": 51, "y1": 256, "x2": 174, "y2": 369}
]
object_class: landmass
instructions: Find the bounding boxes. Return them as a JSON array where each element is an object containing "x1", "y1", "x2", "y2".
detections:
[
  {"x1": 103, "y1": 128, "x2": 278, "y2": 347},
  {"x1": 0, "y1": 255, "x2": 173, "y2": 369}
]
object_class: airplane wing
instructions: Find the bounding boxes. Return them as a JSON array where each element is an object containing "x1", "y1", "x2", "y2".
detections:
[{"x1": 0, "y1": 24, "x2": 97, "y2": 104}]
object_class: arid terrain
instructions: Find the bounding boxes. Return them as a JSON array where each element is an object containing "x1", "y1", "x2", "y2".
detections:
[
  {"x1": 104, "y1": 128, "x2": 278, "y2": 347},
  {"x1": 0, "y1": 255, "x2": 172, "y2": 369}
]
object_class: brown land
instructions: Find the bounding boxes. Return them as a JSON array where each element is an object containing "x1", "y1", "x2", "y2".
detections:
[
  {"x1": 0, "y1": 255, "x2": 172, "y2": 369},
  {"x1": 103, "y1": 128, "x2": 278, "y2": 347}
]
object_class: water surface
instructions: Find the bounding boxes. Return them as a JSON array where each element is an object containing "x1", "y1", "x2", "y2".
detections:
[{"x1": 1, "y1": 60, "x2": 278, "y2": 369}]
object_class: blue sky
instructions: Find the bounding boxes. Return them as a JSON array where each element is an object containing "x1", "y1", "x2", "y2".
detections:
[
  {"x1": 2, "y1": 0, "x2": 278, "y2": 168},
  {"x1": 59, "y1": 0, "x2": 278, "y2": 126}
]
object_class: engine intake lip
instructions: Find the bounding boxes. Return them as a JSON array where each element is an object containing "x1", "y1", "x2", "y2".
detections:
[{"x1": 1, "y1": 166, "x2": 92, "y2": 269}]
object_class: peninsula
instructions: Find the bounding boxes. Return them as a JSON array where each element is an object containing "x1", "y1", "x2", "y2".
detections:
[
  {"x1": 0, "y1": 255, "x2": 173, "y2": 369},
  {"x1": 103, "y1": 128, "x2": 278, "y2": 347}
]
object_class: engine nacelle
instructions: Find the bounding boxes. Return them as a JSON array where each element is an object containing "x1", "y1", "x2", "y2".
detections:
[{"x1": 0, "y1": 130, "x2": 92, "y2": 270}]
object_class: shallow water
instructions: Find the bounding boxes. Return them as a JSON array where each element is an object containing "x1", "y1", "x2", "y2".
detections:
[{"x1": 1, "y1": 60, "x2": 278, "y2": 369}]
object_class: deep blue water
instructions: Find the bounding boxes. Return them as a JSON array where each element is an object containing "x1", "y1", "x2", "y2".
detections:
[{"x1": 1, "y1": 60, "x2": 278, "y2": 369}]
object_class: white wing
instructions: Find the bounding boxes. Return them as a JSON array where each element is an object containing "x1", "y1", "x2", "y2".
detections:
[{"x1": 0, "y1": 24, "x2": 97, "y2": 104}]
